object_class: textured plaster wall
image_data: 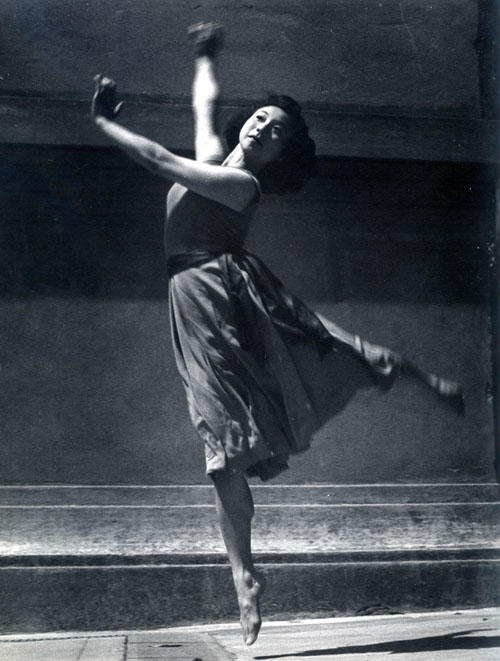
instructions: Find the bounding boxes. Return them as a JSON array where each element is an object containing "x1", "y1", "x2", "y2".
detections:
[
  {"x1": 2, "y1": 0, "x2": 480, "y2": 116},
  {"x1": 0, "y1": 146, "x2": 495, "y2": 485}
]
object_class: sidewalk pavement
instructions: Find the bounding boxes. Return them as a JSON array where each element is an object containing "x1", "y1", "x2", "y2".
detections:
[{"x1": 0, "y1": 608, "x2": 498, "y2": 660}]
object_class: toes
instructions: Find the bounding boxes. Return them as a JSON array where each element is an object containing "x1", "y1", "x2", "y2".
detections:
[
  {"x1": 93, "y1": 74, "x2": 115, "y2": 89},
  {"x1": 245, "y1": 626, "x2": 260, "y2": 646},
  {"x1": 187, "y1": 21, "x2": 223, "y2": 45},
  {"x1": 187, "y1": 22, "x2": 204, "y2": 36},
  {"x1": 188, "y1": 21, "x2": 222, "y2": 36},
  {"x1": 101, "y1": 76, "x2": 116, "y2": 88},
  {"x1": 240, "y1": 620, "x2": 257, "y2": 647},
  {"x1": 240, "y1": 608, "x2": 262, "y2": 647}
]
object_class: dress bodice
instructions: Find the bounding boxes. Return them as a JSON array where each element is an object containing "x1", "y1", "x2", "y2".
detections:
[{"x1": 164, "y1": 168, "x2": 260, "y2": 259}]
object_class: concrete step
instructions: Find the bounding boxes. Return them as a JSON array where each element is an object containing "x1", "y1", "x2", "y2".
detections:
[
  {"x1": 1, "y1": 484, "x2": 498, "y2": 632},
  {"x1": 2, "y1": 483, "x2": 499, "y2": 505},
  {"x1": 1, "y1": 485, "x2": 498, "y2": 555},
  {"x1": 1, "y1": 502, "x2": 498, "y2": 554},
  {"x1": 1, "y1": 550, "x2": 499, "y2": 633}
]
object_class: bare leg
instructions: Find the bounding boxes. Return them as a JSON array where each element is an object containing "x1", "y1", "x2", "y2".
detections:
[{"x1": 213, "y1": 470, "x2": 266, "y2": 646}]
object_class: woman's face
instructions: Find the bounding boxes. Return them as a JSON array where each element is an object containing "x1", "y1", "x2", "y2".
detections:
[{"x1": 239, "y1": 106, "x2": 291, "y2": 166}]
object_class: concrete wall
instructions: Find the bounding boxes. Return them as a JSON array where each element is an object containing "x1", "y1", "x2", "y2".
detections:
[
  {"x1": 1, "y1": 1, "x2": 497, "y2": 163},
  {"x1": 0, "y1": 1, "x2": 496, "y2": 486},
  {"x1": 0, "y1": 145, "x2": 495, "y2": 485},
  {"x1": 2, "y1": 0, "x2": 480, "y2": 116}
]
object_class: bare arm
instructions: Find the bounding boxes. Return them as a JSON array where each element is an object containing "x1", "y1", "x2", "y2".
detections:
[
  {"x1": 189, "y1": 23, "x2": 225, "y2": 162},
  {"x1": 192, "y1": 57, "x2": 225, "y2": 162},
  {"x1": 91, "y1": 76, "x2": 254, "y2": 211}
]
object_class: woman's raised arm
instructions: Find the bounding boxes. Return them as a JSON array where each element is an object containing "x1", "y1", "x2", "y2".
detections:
[
  {"x1": 91, "y1": 75, "x2": 255, "y2": 211},
  {"x1": 188, "y1": 22, "x2": 225, "y2": 163}
]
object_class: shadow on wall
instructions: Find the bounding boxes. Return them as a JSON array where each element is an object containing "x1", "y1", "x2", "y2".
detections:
[
  {"x1": 0, "y1": 144, "x2": 495, "y2": 485},
  {"x1": 0, "y1": 144, "x2": 495, "y2": 305}
]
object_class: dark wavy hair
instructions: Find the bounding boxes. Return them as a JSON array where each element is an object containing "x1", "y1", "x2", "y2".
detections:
[{"x1": 224, "y1": 95, "x2": 317, "y2": 195}]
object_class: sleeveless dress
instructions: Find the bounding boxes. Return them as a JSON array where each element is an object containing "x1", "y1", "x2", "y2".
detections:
[{"x1": 165, "y1": 167, "x2": 462, "y2": 481}]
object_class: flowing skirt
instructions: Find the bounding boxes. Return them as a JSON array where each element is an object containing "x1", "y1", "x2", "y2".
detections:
[{"x1": 168, "y1": 251, "x2": 460, "y2": 481}]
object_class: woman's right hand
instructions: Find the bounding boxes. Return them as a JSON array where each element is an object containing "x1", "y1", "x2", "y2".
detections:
[
  {"x1": 188, "y1": 22, "x2": 224, "y2": 57},
  {"x1": 91, "y1": 74, "x2": 124, "y2": 122}
]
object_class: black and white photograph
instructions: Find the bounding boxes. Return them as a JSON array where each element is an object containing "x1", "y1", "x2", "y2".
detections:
[{"x1": 0, "y1": 1, "x2": 498, "y2": 659}]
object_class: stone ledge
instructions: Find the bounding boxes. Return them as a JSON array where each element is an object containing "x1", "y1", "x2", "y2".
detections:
[
  {"x1": 2, "y1": 502, "x2": 498, "y2": 555},
  {"x1": 1, "y1": 483, "x2": 498, "y2": 505},
  {"x1": 2, "y1": 484, "x2": 498, "y2": 555}
]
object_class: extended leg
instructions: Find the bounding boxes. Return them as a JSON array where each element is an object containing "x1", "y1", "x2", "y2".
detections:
[{"x1": 212, "y1": 470, "x2": 266, "y2": 646}]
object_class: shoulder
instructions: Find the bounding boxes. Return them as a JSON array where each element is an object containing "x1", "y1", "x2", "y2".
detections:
[
  {"x1": 224, "y1": 166, "x2": 262, "y2": 210},
  {"x1": 241, "y1": 169, "x2": 262, "y2": 209},
  {"x1": 203, "y1": 160, "x2": 262, "y2": 212}
]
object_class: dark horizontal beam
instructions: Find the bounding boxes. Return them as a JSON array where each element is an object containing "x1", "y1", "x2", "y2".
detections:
[{"x1": 1, "y1": 95, "x2": 498, "y2": 163}]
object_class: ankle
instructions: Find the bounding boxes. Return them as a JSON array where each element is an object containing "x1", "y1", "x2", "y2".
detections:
[{"x1": 233, "y1": 566, "x2": 255, "y2": 587}]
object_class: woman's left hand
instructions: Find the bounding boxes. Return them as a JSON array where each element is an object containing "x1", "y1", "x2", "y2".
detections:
[{"x1": 91, "y1": 74, "x2": 124, "y2": 121}]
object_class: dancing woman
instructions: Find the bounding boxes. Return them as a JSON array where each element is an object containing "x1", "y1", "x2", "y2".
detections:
[{"x1": 91, "y1": 23, "x2": 462, "y2": 646}]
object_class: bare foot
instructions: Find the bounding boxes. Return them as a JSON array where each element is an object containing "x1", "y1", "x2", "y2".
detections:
[{"x1": 236, "y1": 570, "x2": 266, "y2": 646}]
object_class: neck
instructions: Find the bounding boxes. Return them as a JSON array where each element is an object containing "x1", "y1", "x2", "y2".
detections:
[{"x1": 223, "y1": 145, "x2": 260, "y2": 173}]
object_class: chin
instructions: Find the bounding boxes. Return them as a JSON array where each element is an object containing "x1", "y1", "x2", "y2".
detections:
[{"x1": 242, "y1": 137, "x2": 257, "y2": 150}]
